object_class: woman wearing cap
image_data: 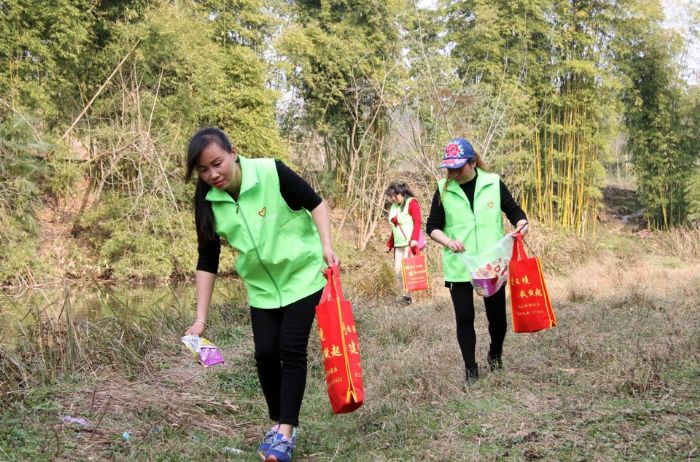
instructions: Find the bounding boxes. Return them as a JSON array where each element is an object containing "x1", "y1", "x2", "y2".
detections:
[
  {"x1": 384, "y1": 181, "x2": 423, "y2": 306},
  {"x1": 426, "y1": 138, "x2": 528, "y2": 384},
  {"x1": 184, "y1": 127, "x2": 340, "y2": 462}
]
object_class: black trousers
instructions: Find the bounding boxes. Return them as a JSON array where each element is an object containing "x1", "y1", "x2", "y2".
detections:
[
  {"x1": 448, "y1": 282, "x2": 507, "y2": 368},
  {"x1": 250, "y1": 289, "x2": 322, "y2": 427}
]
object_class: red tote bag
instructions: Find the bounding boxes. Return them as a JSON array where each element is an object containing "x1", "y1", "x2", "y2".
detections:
[
  {"x1": 315, "y1": 265, "x2": 364, "y2": 414},
  {"x1": 508, "y1": 233, "x2": 557, "y2": 333},
  {"x1": 402, "y1": 248, "x2": 430, "y2": 292}
]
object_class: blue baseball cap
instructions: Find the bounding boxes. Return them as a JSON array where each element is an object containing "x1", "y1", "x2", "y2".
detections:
[{"x1": 440, "y1": 137, "x2": 476, "y2": 169}]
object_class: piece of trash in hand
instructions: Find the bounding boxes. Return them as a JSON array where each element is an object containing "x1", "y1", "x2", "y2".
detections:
[
  {"x1": 181, "y1": 335, "x2": 225, "y2": 367},
  {"x1": 60, "y1": 416, "x2": 88, "y2": 426}
]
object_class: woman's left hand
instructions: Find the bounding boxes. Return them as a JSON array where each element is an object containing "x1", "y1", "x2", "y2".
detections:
[
  {"x1": 409, "y1": 239, "x2": 418, "y2": 248},
  {"x1": 514, "y1": 219, "x2": 529, "y2": 236}
]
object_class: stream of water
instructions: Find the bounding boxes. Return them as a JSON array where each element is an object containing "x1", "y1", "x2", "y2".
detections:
[{"x1": 0, "y1": 282, "x2": 199, "y2": 344}]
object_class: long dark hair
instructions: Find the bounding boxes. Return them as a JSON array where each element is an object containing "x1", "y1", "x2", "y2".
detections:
[{"x1": 186, "y1": 127, "x2": 236, "y2": 244}]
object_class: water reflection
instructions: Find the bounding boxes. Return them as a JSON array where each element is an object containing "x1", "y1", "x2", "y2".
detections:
[{"x1": 0, "y1": 283, "x2": 197, "y2": 343}]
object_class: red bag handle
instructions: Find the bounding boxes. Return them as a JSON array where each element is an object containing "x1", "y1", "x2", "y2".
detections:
[
  {"x1": 511, "y1": 232, "x2": 528, "y2": 261},
  {"x1": 410, "y1": 246, "x2": 421, "y2": 256},
  {"x1": 322, "y1": 264, "x2": 345, "y2": 302}
]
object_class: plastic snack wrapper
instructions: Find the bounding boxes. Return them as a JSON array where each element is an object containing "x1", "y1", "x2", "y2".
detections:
[
  {"x1": 459, "y1": 235, "x2": 515, "y2": 297},
  {"x1": 181, "y1": 335, "x2": 224, "y2": 367}
]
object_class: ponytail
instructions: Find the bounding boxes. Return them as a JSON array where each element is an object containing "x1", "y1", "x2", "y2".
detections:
[
  {"x1": 474, "y1": 153, "x2": 489, "y2": 171},
  {"x1": 193, "y1": 180, "x2": 216, "y2": 245}
]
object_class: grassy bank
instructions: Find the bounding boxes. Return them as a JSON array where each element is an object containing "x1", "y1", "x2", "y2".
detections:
[{"x1": 1, "y1": 228, "x2": 698, "y2": 461}]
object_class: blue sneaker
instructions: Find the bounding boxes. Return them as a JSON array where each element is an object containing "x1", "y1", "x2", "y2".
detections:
[
  {"x1": 264, "y1": 433, "x2": 296, "y2": 462},
  {"x1": 257, "y1": 426, "x2": 280, "y2": 459}
]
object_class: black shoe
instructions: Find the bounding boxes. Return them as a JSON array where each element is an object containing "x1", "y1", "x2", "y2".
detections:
[
  {"x1": 402, "y1": 295, "x2": 413, "y2": 305},
  {"x1": 487, "y1": 352, "x2": 503, "y2": 371},
  {"x1": 466, "y1": 364, "x2": 479, "y2": 385}
]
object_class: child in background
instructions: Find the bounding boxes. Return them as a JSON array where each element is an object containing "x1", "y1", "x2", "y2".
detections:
[{"x1": 385, "y1": 181, "x2": 423, "y2": 305}]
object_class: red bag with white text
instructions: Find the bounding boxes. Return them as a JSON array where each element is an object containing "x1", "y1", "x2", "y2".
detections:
[
  {"x1": 315, "y1": 265, "x2": 364, "y2": 414},
  {"x1": 508, "y1": 233, "x2": 557, "y2": 333},
  {"x1": 402, "y1": 249, "x2": 430, "y2": 292}
]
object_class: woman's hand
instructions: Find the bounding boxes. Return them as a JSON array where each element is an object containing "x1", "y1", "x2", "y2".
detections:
[
  {"x1": 409, "y1": 239, "x2": 418, "y2": 248},
  {"x1": 185, "y1": 319, "x2": 206, "y2": 336},
  {"x1": 323, "y1": 246, "x2": 341, "y2": 267},
  {"x1": 446, "y1": 239, "x2": 465, "y2": 253},
  {"x1": 514, "y1": 219, "x2": 529, "y2": 236}
]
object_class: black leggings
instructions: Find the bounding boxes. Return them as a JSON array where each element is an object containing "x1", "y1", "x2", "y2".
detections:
[
  {"x1": 448, "y1": 282, "x2": 507, "y2": 368},
  {"x1": 250, "y1": 289, "x2": 322, "y2": 427}
]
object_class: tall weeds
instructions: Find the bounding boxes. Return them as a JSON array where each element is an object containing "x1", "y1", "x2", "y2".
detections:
[
  {"x1": 646, "y1": 225, "x2": 700, "y2": 259},
  {"x1": 0, "y1": 286, "x2": 189, "y2": 409}
]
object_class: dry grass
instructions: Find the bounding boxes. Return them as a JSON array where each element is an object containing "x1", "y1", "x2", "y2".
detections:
[
  {"x1": 509, "y1": 220, "x2": 602, "y2": 274},
  {"x1": 54, "y1": 361, "x2": 253, "y2": 461},
  {"x1": 645, "y1": 225, "x2": 700, "y2": 259},
  {"x1": 1, "y1": 227, "x2": 698, "y2": 460},
  {"x1": 316, "y1": 247, "x2": 699, "y2": 460},
  {"x1": 0, "y1": 308, "x2": 171, "y2": 404},
  {"x1": 0, "y1": 293, "x2": 263, "y2": 461},
  {"x1": 547, "y1": 253, "x2": 700, "y2": 394}
]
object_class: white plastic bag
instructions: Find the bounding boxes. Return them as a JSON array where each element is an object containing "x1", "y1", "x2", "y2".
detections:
[{"x1": 459, "y1": 235, "x2": 514, "y2": 297}]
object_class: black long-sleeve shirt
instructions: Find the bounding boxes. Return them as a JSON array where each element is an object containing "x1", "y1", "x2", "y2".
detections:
[
  {"x1": 426, "y1": 171, "x2": 527, "y2": 235},
  {"x1": 196, "y1": 160, "x2": 322, "y2": 274}
]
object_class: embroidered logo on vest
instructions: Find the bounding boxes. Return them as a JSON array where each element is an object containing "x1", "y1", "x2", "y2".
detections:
[
  {"x1": 487, "y1": 201, "x2": 494, "y2": 208},
  {"x1": 258, "y1": 207, "x2": 266, "y2": 217}
]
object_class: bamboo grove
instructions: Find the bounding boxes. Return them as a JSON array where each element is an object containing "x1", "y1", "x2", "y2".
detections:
[
  {"x1": 443, "y1": 0, "x2": 698, "y2": 234},
  {"x1": 0, "y1": 0, "x2": 698, "y2": 283}
]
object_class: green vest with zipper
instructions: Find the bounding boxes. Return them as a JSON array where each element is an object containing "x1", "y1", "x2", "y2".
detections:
[
  {"x1": 388, "y1": 197, "x2": 416, "y2": 247},
  {"x1": 206, "y1": 156, "x2": 326, "y2": 308},
  {"x1": 438, "y1": 169, "x2": 504, "y2": 282}
]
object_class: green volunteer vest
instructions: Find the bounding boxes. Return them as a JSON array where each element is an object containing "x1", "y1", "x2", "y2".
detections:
[
  {"x1": 438, "y1": 169, "x2": 504, "y2": 282},
  {"x1": 388, "y1": 197, "x2": 416, "y2": 247},
  {"x1": 206, "y1": 156, "x2": 326, "y2": 308}
]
